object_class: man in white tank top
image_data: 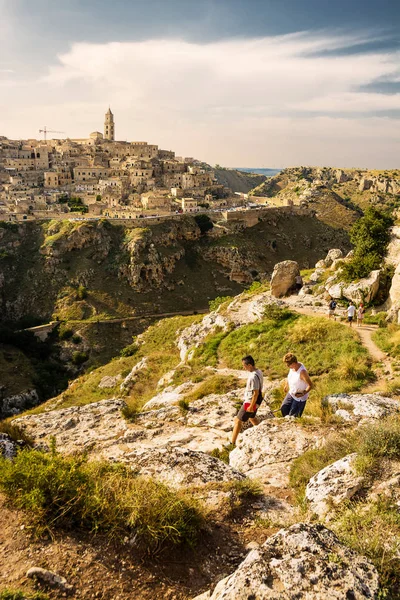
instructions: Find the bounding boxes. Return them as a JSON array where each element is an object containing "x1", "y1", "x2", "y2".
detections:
[{"x1": 280, "y1": 352, "x2": 313, "y2": 418}]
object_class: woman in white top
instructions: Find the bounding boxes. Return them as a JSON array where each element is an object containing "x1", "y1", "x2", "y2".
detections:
[{"x1": 281, "y1": 352, "x2": 313, "y2": 418}]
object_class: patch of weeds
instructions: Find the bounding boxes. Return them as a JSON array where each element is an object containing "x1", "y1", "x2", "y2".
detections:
[
  {"x1": 0, "y1": 591, "x2": 49, "y2": 600},
  {"x1": 120, "y1": 342, "x2": 139, "y2": 357},
  {"x1": 183, "y1": 375, "x2": 239, "y2": 403},
  {"x1": 0, "y1": 448, "x2": 203, "y2": 549},
  {"x1": 331, "y1": 499, "x2": 400, "y2": 600},
  {"x1": 71, "y1": 351, "x2": 89, "y2": 365},
  {"x1": 0, "y1": 421, "x2": 33, "y2": 446},
  {"x1": 209, "y1": 444, "x2": 234, "y2": 464}
]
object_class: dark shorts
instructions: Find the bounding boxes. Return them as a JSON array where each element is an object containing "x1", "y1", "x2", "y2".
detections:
[
  {"x1": 281, "y1": 393, "x2": 307, "y2": 418},
  {"x1": 348, "y1": 316, "x2": 353, "y2": 322},
  {"x1": 236, "y1": 400, "x2": 262, "y2": 422}
]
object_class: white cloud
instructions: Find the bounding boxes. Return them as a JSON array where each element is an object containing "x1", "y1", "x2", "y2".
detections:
[{"x1": 1, "y1": 31, "x2": 400, "y2": 167}]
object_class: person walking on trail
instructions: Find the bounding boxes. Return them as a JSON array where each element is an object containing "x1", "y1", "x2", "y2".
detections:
[
  {"x1": 328, "y1": 298, "x2": 337, "y2": 320},
  {"x1": 280, "y1": 353, "x2": 312, "y2": 418},
  {"x1": 231, "y1": 355, "x2": 263, "y2": 445},
  {"x1": 347, "y1": 302, "x2": 356, "y2": 327},
  {"x1": 357, "y1": 303, "x2": 365, "y2": 327}
]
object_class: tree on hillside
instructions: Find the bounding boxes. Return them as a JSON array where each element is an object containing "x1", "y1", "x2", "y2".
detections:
[
  {"x1": 194, "y1": 214, "x2": 213, "y2": 234},
  {"x1": 342, "y1": 207, "x2": 393, "y2": 281}
]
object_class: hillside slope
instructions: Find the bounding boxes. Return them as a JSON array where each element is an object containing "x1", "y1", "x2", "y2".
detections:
[{"x1": 213, "y1": 167, "x2": 267, "y2": 192}]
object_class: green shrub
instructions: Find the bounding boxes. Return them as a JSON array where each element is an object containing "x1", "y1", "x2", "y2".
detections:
[
  {"x1": 209, "y1": 296, "x2": 232, "y2": 312},
  {"x1": 76, "y1": 285, "x2": 87, "y2": 300},
  {"x1": 0, "y1": 449, "x2": 202, "y2": 548},
  {"x1": 0, "y1": 591, "x2": 49, "y2": 600},
  {"x1": 58, "y1": 326, "x2": 73, "y2": 340},
  {"x1": 209, "y1": 445, "x2": 233, "y2": 464},
  {"x1": 72, "y1": 334, "x2": 81, "y2": 344},
  {"x1": 120, "y1": 342, "x2": 139, "y2": 357},
  {"x1": 178, "y1": 399, "x2": 190, "y2": 413},
  {"x1": 363, "y1": 311, "x2": 387, "y2": 327},
  {"x1": 71, "y1": 351, "x2": 88, "y2": 365},
  {"x1": 194, "y1": 214, "x2": 213, "y2": 234}
]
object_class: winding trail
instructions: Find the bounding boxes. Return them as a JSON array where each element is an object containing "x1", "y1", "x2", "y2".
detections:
[{"x1": 288, "y1": 303, "x2": 393, "y2": 384}]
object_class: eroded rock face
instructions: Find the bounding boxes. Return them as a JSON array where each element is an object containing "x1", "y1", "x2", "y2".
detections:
[
  {"x1": 229, "y1": 419, "x2": 318, "y2": 487},
  {"x1": 305, "y1": 454, "x2": 364, "y2": 517},
  {"x1": 13, "y1": 398, "x2": 127, "y2": 454},
  {"x1": 120, "y1": 357, "x2": 148, "y2": 391},
  {"x1": 326, "y1": 393, "x2": 400, "y2": 421},
  {"x1": 122, "y1": 446, "x2": 245, "y2": 488},
  {"x1": 0, "y1": 389, "x2": 40, "y2": 419},
  {"x1": 270, "y1": 260, "x2": 300, "y2": 298},
  {"x1": 193, "y1": 523, "x2": 379, "y2": 600},
  {"x1": 178, "y1": 312, "x2": 230, "y2": 362}
]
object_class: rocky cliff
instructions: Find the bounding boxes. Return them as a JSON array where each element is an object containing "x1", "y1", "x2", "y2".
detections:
[{"x1": 0, "y1": 211, "x2": 352, "y2": 325}]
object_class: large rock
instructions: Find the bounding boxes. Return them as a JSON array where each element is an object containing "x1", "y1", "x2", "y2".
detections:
[
  {"x1": 326, "y1": 270, "x2": 381, "y2": 303},
  {"x1": 270, "y1": 260, "x2": 300, "y2": 298},
  {"x1": 229, "y1": 419, "x2": 318, "y2": 487},
  {"x1": 122, "y1": 446, "x2": 245, "y2": 488},
  {"x1": 13, "y1": 398, "x2": 128, "y2": 454},
  {"x1": 0, "y1": 389, "x2": 40, "y2": 419},
  {"x1": 193, "y1": 523, "x2": 379, "y2": 599},
  {"x1": 178, "y1": 312, "x2": 230, "y2": 361},
  {"x1": 326, "y1": 393, "x2": 400, "y2": 421},
  {"x1": 324, "y1": 248, "x2": 343, "y2": 267},
  {"x1": 305, "y1": 454, "x2": 364, "y2": 517},
  {"x1": 120, "y1": 357, "x2": 148, "y2": 391}
]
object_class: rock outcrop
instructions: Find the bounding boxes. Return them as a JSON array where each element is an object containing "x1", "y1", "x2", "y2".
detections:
[
  {"x1": 0, "y1": 389, "x2": 40, "y2": 419},
  {"x1": 193, "y1": 523, "x2": 379, "y2": 599},
  {"x1": 270, "y1": 260, "x2": 300, "y2": 298},
  {"x1": 305, "y1": 454, "x2": 364, "y2": 517},
  {"x1": 0, "y1": 433, "x2": 18, "y2": 459},
  {"x1": 326, "y1": 393, "x2": 400, "y2": 421},
  {"x1": 122, "y1": 446, "x2": 245, "y2": 488},
  {"x1": 325, "y1": 269, "x2": 380, "y2": 303}
]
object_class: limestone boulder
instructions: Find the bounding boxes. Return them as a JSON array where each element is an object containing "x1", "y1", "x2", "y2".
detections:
[
  {"x1": 193, "y1": 523, "x2": 379, "y2": 600},
  {"x1": 178, "y1": 312, "x2": 230, "y2": 361},
  {"x1": 142, "y1": 381, "x2": 194, "y2": 410},
  {"x1": 122, "y1": 446, "x2": 245, "y2": 488},
  {"x1": 98, "y1": 375, "x2": 121, "y2": 389},
  {"x1": 229, "y1": 419, "x2": 318, "y2": 487},
  {"x1": 0, "y1": 389, "x2": 40, "y2": 419},
  {"x1": 305, "y1": 454, "x2": 364, "y2": 517},
  {"x1": 325, "y1": 270, "x2": 381, "y2": 303},
  {"x1": 120, "y1": 357, "x2": 148, "y2": 391},
  {"x1": 13, "y1": 398, "x2": 128, "y2": 454},
  {"x1": 326, "y1": 393, "x2": 400, "y2": 421},
  {"x1": 309, "y1": 269, "x2": 324, "y2": 283},
  {"x1": 387, "y1": 261, "x2": 400, "y2": 322},
  {"x1": 270, "y1": 260, "x2": 300, "y2": 298},
  {"x1": 315, "y1": 259, "x2": 326, "y2": 269},
  {"x1": 324, "y1": 248, "x2": 343, "y2": 267}
]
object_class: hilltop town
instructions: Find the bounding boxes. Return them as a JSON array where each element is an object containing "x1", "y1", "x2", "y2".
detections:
[{"x1": 0, "y1": 109, "x2": 253, "y2": 222}]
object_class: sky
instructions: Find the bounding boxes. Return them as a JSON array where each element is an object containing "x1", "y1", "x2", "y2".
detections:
[{"x1": 0, "y1": 0, "x2": 399, "y2": 168}]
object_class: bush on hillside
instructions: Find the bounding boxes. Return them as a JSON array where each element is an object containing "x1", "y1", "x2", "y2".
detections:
[
  {"x1": 71, "y1": 351, "x2": 88, "y2": 365},
  {"x1": 0, "y1": 448, "x2": 202, "y2": 548}
]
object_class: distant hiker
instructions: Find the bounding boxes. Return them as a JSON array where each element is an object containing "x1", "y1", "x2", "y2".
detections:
[
  {"x1": 295, "y1": 274, "x2": 303, "y2": 293},
  {"x1": 357, "y1": 303, "x2": 365, "y2": 327},
  {"x1": 280, "y1": 353, "x2": 312, "y2": 418},
  {"x1": 347, "y1": 302, "x2": 356, "y2": 327},
  {"x1": 328, "y1": 298, "x2": 337, "y2": 320},
  {"x1": 231, "y1": 355, "x2": 263, "y2": 445}
]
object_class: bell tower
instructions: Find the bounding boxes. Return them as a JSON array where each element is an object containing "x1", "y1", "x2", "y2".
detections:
[{"x1": 104, "y1": 107, "x2": 115, "y2": 141}]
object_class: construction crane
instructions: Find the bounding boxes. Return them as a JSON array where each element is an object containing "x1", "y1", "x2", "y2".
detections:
[{"x1": 39, "y1": 126, "x2": 65, "y2": 142}]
